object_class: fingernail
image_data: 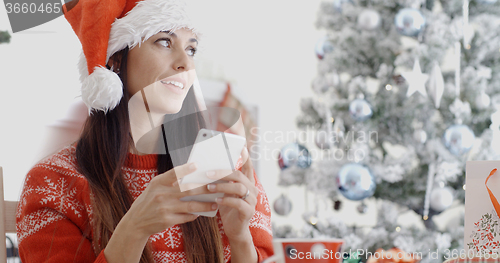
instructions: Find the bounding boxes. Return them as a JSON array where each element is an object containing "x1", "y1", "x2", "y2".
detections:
[
  {"x1": 206, "y1": 171, "x2": 216, "y2": 179},
  {"x1": 216, "y1": 197, "x2": 223, "y2": 203},
  {"x1": 212, "y1": 203, "x2": 218, "y2": 210},
  {"x1": 172, "y1": 180, "x2": 179, "y2": 187},
  {"x1": 207, "y1": 184, "x2": 216, "y2": 191},
  {"x1": 189, "y1": 163, "x2": 197, "y2": 171}
]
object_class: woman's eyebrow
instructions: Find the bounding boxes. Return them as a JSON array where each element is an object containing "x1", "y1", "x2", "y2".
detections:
[{"x1": 159, "y1": 30, "x2": 198, "y2": 44}]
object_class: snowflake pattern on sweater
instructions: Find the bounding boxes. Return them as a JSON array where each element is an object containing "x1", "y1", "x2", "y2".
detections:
[{"x1": 16, "y1": 145, "x2": 273, "y2": 263}]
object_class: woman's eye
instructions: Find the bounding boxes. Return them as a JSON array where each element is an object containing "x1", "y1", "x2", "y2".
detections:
[
  {"x1": 157, "y1": 38, "x2": 171, "y2": 48},
  {"x1": 187, "y1": 48, "x2": 197, "y2": 57}
]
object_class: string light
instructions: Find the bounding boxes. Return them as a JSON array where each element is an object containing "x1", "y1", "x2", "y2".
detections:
[
  {"x1": 466, "y1": 44, "x2": 471, "y2": 50},
  {"x1": 309, "y1": 216, "x2": 318, "y2": 225},
  {"x1": 463, "y1": 184, "x2": 466, "y2": 190},
  {"x1": 423, "y1": 215, "x2": 428, "y2": 220},
  {"x1": 395, "y1": 226, "x2": 401, "y2": 232},
  {"x1": 330, "y1": 117, "x2": 334, "y2": 123},
  {"x1": 385, "y1": 84, "x2": 393, "y2": 90}
]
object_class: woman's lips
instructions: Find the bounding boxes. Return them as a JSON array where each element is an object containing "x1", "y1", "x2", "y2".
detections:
[{"x1": 159, "y1": 78, "x2": 186, "y2": 95}]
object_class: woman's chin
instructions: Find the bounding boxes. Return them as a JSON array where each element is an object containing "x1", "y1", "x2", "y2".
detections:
[{"x1": 151, "y1": 105, "x2": 182, "y2": 115}]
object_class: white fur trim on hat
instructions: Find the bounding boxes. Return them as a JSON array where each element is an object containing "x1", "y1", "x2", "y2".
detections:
[
  {"x1": 78, "y1": 0, "x2": 198, "y2": 114},
  {"x1": 107, "y1": 0, "x2": 198, "y2": 60},
  {"x1": 81, "y1": 66, "x2": 123, "y2": 114}
]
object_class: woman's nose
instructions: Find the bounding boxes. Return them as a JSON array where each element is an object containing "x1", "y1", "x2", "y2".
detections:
[{"x1": 172, "y1": 50, "x2": 192, "y2": 71}]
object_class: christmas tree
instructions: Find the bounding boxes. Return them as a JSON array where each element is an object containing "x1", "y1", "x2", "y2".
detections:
[
  {"x1": 0, "y1": 30, "x2": 11, "y2": 44},
  {"x1": 274, "y1": 0, "x2": 500, "y2": 262}
]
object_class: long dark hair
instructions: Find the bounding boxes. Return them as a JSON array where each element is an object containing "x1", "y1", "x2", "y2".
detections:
[{"x1": 75, "y1": 47, "x2": 224, "y2": 263}]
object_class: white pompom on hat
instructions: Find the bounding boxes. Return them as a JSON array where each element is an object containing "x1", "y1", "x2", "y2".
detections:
[{"x1": 63, "y1": 0, "x2": 198, "y2": 114}]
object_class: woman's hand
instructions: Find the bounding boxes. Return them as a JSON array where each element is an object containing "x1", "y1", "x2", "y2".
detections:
[
  {"x1": 104, "y1": 162, "x2": 218, "y2": 263},
  {"x1": 123, "y1": 162, "x2": 218, "y2": 238},
  {"x1": 205, "y1": 147, "x2": 258, "y2": 243}
]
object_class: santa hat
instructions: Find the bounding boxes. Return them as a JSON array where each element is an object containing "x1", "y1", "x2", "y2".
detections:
[{"x1": 63, "y1": 0, "x2": 198, "y2": 114}]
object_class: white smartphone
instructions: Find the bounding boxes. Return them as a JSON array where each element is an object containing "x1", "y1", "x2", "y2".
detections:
[{"x1": 179, "y1": 128, "x2": 247, "y2": 217}]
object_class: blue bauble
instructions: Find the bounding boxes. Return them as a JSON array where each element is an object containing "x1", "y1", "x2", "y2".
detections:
[
  {"x1": 443, "y1": 124, "x2": 475, "y2": 156},
  {"x1": 278, "y1": 143, "x2": 312, "y2": 170},
  {"x1": 336, "y1": 163, "x2": 376, "y2": 201},
  {"x1": 349, "y1": 99, "x2": 373, "y2": 121},
  {"x1": 394, "y1": 8, "x2": 426, "y2": 37},
  {"x1": 333, "y1": 0, "x2": 353, "y2": 13},
  {"x1": 315, "y1": 36, "x2": 334, "y2": 60}
]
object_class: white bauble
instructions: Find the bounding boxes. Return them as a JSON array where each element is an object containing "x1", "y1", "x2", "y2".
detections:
[
  {"x1": 413, "y1": 129, "x2": 428, "y2": 144},
  {"x1": 430, "y1": 187, "x2": 454, "y2": 212},
  {"x1": 476, "y1": 92, "x2": 491, "y2": 109},
  {"x1": 357, "y1": 9, "x2": 381, "y2": 30}
]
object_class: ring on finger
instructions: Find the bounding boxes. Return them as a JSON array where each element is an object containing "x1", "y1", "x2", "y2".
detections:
[{"x1": 241, "y1": 188, "x2": 250, "y2": 201}]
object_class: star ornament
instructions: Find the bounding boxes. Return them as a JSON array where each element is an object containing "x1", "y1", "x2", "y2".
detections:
[{"x1": 402, "y1": 59, "x2": 429, "y2": 97}]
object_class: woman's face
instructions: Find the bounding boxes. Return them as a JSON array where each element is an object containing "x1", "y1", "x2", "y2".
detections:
[{"x1": 126, "y1": 28, "x2": 198, "y2": 114}]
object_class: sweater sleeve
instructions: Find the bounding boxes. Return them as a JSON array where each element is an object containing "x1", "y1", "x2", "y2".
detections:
[
  {"x1": 16, "y1": 165, "x2": 106, "y2": 263},
  {"x1": 250, "y1": 169, "x2": 274, "y2": 262}
]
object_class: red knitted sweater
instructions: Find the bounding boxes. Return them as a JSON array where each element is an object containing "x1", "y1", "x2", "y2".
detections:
[{"x1": 16, "y1": 144, "x2": 273, "y2": 262}]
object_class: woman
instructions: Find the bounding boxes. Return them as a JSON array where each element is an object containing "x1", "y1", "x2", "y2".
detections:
[{"x1": 15, "y1": 0, "x2": 273, "y2": 262}]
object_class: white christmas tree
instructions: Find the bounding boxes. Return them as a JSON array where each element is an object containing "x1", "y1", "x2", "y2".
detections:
[{"x1": 274, "y1": 0, "x2": 500, "y2": 262}]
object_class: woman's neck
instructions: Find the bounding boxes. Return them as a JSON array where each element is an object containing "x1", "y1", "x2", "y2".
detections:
[{"x1": 128, "y1": 91, "x2": 165, "y2": 156}]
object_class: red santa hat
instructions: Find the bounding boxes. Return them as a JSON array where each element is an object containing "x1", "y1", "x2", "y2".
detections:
[{"x1": 63, "y1": 0, "x2": 198, "y2": 113}]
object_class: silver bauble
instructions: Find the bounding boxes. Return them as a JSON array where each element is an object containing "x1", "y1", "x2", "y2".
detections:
[
  {"x1": 315, "y1": 125, "x2": 334, "y2": 150},
  {"x1": 336, "y1": 163, "x2": 376, "y2": 201},
  {"x1": 357, "y1": 202, "x2": 368, "y2": 214},
  {"x1": 349, "y1": 99, "x2": 373, "y2": 122},
  {"x1": 278, "y1": 143, "x2": 312, "y2": 170},
  {"x1": 315, "y1": 36, "x2": 334, "y2": 60},
  {"x1": 394, "y1": 8, "x2": 426, "y2": 37},
  {"x1": 443, "y1": 124, "x2": 475, "y2": 156},
  {"x1": 273, "y1": 194, "x2": 293, "y2": 216},
  {"x1": 477, "y1": 0, "x2": 497, "y2": 4}
]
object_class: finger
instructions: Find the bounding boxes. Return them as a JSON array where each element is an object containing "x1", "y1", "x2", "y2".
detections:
[
  {"x1": 177, "y1": 182, "x2": 207, "y2": 192},
  {"x1": 216, "y1": 196, "x2": 254, "y2": 219},
  {"x1": 206, "y1": 182, "x2": 248, "y2": 198},
  {"x1": 241, "y1": 147, "x2": 255, "y2": 182},
  {"x1": 215, "y1": 171, "x2": 248, "y2": 185},
  {"x1": 174, "y1": 162, "x2": 199, "y2": 180},
  {"x1": 160, "y1": 162, "x2": 197, "y2": 186},
  {"x1": 205, "y1": 169, "x2": 234, "y2": 181},
  {"x1": 235, "y1": 143, "x2": 248, "y2": 170},
  {"x1": 176, "y1": 200, "x2": 219, "y2": 214},
  {"x1": 177, "y1": 184, "x2": 217, "y2": 196}
]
